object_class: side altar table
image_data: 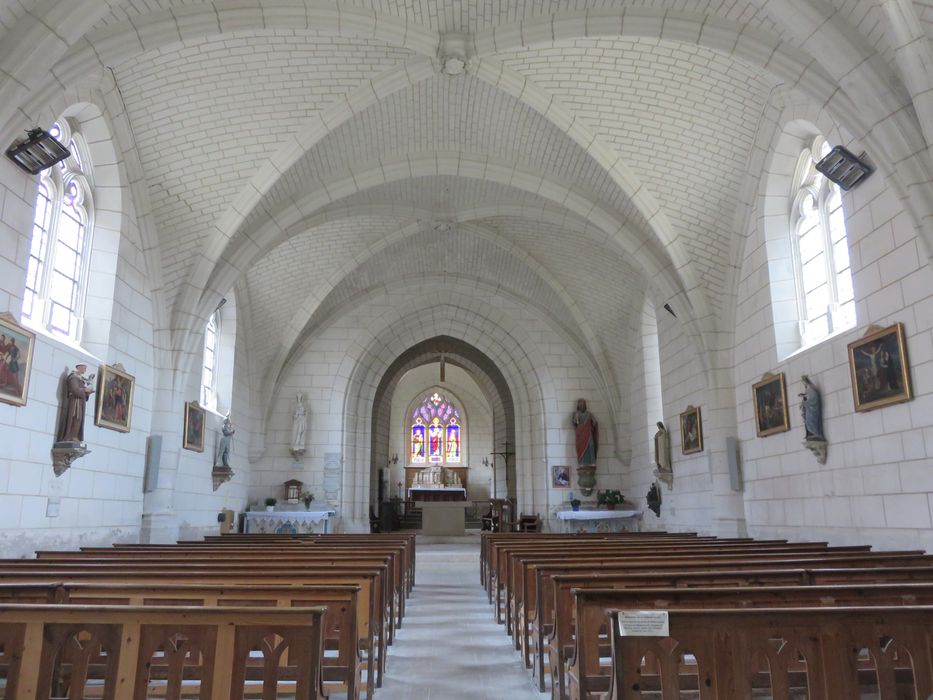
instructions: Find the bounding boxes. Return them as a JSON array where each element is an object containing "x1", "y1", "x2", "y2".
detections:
[
  {"x1": 244, "y1": 509, "x2": 336, "y2": 534},
  {"x1": 556, "y1": 508, "x2": 641, "y2": 533}
]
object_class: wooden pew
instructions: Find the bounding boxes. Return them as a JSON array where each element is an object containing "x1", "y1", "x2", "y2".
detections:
[
  {"x1": 0, "y1": 604, "x2": 328, "y2": 699},
  {"x1": 605, "y1": 606, "x2": 933, "y2": 699},
  {"x1": 569, "y1": 584, "x2": 933, "y2": 699},
  {"x1": 0, "y1": 565, "x2": 391, "y2": 689},
  {"x1": 0, "y1": 582, "x2": 368, "y2": 699},
  {"x1": 506, "y1": 544, "x2": 924, "y2": 654},
  {"x1": 540, "y1": 564, "x2": 933, "y2": 698},
  {"x1": 41, "y1": 544, "x2": 409, "y2": 631}
]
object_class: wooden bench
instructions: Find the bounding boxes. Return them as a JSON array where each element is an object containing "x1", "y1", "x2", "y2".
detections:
[
  {"x1": 0, "y1": 564, "x2": 391, "y2": 690},
  {"x1": 0, "y1": 581, "x2": 368, "y2": 699},
  {"x1": 0, "y1": 603, "x2": 328, "y2": 699},
  {"x1": 605, "y1": 605, "x2": 933, "y2": 699},
  {"x1": 540, "y1": 564, "x2": 933, "y2": 699},
  {"x1": 569, "y1": 584, "x2": 933, "y2": 699}
]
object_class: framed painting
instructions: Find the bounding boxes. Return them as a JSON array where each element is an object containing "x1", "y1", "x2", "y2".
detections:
[
  {"x1": 183, "y1": 400, "x2": 206, "y2": 452},
  {"x1": 551, "y1": 465, "x2": 571, "y2": 488},
  {"x1": 753, "y1": 373, "x2": 790, "y2": 437},
  {"x1": 680, "y1": 406, "x2": 703, "y2": 455},
  {"x1": 848, "y1": 322, "x2": 912, "y2": 412},
  {"x1": 0, "y1": 313, "x2": 36, "y2": 407},
  {"x1": 95, "y1": 364, "x2": 135, "y2": 432}
]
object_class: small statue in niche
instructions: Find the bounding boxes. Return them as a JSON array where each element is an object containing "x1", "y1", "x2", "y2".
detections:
[
  {"x1": 646, "y1": 481, "x2": 662, "y2": 517},
  {"x1": 799, "y1": 375, "x2": 828, "y2": 464},
  {"x1": 653, "y1": 421, "x2": 673, "y2": 489}
]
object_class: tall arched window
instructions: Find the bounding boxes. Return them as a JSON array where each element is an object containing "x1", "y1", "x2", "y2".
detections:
[
  {"x1": 22, "y1": 120, "x2": 95, "y2": 342},
  {"x1": 411, "y1": 392, "x2": 462, "y2": 463},
  {"x1": 200, "y1": 310, "x2": 219, "y2": 411},
  {"x1": 790, "y1": 136, "x2": 856, "y2": 348}
]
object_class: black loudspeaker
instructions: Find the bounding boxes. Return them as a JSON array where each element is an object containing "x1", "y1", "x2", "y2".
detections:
[
  {"x1": 726, "y1": 436, "x2": 743, "y2": 491},
  {"x1": 144, "y1": 435, "x2": 162, "y2": 493}
]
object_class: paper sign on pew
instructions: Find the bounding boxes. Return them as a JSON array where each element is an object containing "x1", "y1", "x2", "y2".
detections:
[{"x1": 617, "y1": 610, "x2": 670, "y2": 637}]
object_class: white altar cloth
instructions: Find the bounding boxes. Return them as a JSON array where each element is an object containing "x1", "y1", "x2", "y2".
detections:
[
  {"x1": 556, "y1": 509, "x2": 641, "y2": 533},
  {"x1": 408, "y1": 487, "x2": 466, "y2": 498},
  {"x1": 557, "y1": 509, "x2": 640, "y2": 520},
  {"x1": 244, "y1": 509, "x2": 336, "y2": 534}
]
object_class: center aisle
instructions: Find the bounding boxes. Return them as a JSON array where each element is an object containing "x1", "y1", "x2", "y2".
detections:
[{"x1": 375, "y1": 539, "x2": 547, "y2": 700}]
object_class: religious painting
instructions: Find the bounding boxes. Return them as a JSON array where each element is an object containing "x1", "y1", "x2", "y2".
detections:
[
  {"x1": 446, "y1": 419, "x2": 461, "y2": 462},
  {"x1": 680, "y1": 406, "x2": 703, "y2": 455},
  {"x1": 94, "y1": 364, "x2": 135, "y2": 432},
  {"x1": 848, "y1": 322, "x2": 912, "y2": 412},
  {"x1": 551, "y1": 465, "x2": 571, "y2": 488},
  {"x1": 183, "y1": 400, "x2": 205, "y2": 452},
  {"x1": 428, "y1": 417, "x2": 443, "y2": 463},
  {"x1": 752, "y1": 373, "x2": 789, "y2": 437},
  {"x1": 0, "y1": 314, "x2": 35, "y2": 407},
  {"x1": 411, "y1": 418, "x2": 426, "y2": 463}
]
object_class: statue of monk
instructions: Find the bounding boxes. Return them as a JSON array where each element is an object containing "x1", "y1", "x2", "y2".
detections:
[{"x1": 57, "y1": 364, "x2": 95, "y2": 443}]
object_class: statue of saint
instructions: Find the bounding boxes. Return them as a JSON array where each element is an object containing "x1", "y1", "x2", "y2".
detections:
[
  {"x1": 291, "y1": 392, "x2": 307, "y2": 452},
  {"x1": 654, "y1": 421, "x2": 671, "y2": 472},
  {"x1": 217, "y1": 414, "x2": 235, "y2": 467},
  {"x1": 571, "y1": 398, "x2": 598, "y2": 466},
  {"x1": 56, "y1": 364, "x2": 95, "y2": 443},
  {"x1": 799, "y1": 375, "x2": 824, "y2": 441}
]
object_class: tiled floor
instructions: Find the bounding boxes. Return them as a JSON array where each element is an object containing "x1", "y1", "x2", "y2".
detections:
[{"x1": 374, "y1": 538, "x2": 547, "y2": 699}]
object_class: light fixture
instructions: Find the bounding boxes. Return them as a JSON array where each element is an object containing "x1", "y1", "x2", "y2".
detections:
[
  {"x1": 815, "y1": 145, "x2": 874, "y2": 191},
  {"x1": 5, "y1": 128, "x2": 70, "y2": 174}
]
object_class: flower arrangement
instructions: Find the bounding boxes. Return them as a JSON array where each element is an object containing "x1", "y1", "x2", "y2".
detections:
[
  {"x1": 300, "y1": 490, "x2": 315, "y2": 508},
  {"x1": 597, "y1": 489, "x2": 624, "y2": 509}
]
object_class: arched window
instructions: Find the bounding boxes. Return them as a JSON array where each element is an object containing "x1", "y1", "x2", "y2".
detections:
[
  {"x1": 200, "y1": 310, "x2": 220, "y2": 411},
  {"x1": 410, "y1": 392, "x2": 462, "y2": 463},
  {"x1": 22, "y1": 120, "x2": 95, "y2": 342},
  {"x1": 790, "y1": 137, "x2": 856, "y2": 348}
]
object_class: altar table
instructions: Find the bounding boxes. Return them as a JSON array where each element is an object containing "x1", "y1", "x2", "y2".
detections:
[
  {"x1": 244, "y1": 509, "x2": 336, "y2": 534},
  {"x1": 556, "y1": 508, "x2": 641, "y2": 533},
  {"x1": 407, "y1": 487, "x2": 467, "y2": 502}
]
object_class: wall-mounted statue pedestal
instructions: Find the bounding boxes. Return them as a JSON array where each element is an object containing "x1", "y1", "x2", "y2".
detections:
[
  {"x1": 51, "y1": 441, "x2": 89, "y2": 476},
  {"x1": 211, "y1": 465, "x2": 234, "y2": 491}
]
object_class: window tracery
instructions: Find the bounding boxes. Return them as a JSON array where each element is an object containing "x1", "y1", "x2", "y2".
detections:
[
  {"x1": 411, "y1": 392, "x2": 462, "y2": 463},
  {"x1": 22, "y1": 120, "x2": 94, "y2": 342},
  {"x1": 790, "y1": 136, "x2": 856, "y2": 348}
]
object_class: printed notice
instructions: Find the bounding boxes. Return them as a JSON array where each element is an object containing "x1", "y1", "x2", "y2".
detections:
[{"x1": 617, "y1": 610, "x2": 670, "y2": 637}]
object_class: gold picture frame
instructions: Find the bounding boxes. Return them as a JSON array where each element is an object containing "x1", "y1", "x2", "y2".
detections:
[
  {"x1": 183, "y1": 400, "x2": 206, "y2": 452},
  {"x1": 680, "y1": 405, "x2": 703, "y2": 455},
  {"x1": 752, "y1": 373, "x2": 790, "y2": 437},
  {"x1": 0, "y1": 313, "x2": 36, "y2": 407},
  {"x1": 848, "y1": 322, "x2": 912, "y2": 412},
  {"x1": 94, "y1": 364, "x2": 135, "y2": 432}
]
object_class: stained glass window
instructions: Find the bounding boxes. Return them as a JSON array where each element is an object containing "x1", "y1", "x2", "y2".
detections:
[
  {"x1": 410, "y1": 392, "x2": 463, "y2": 463},
  {"x1": 791, "y1": 137, "x2": 856, "y2": 348},
  {"x1": 22, "y1": 120, "x2": 94, "y2": 342}
]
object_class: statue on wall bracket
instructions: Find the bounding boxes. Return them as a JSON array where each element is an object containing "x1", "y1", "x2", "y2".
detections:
[
  {"x1": 799, "y1": 375, "x2": 828, "y2": 464},
  {"x1": 652, "y1": 421, "x2": 673, "y2": 489},
  {"x1": 289, "y1": 392, "x2": 307, "y2": 459},
  {"x1": 51, "y1": 363, "x2": 95, "y2": 475},
  {"x1": 571, "y1": 398, "x2": 598, "y2": 495},
  {"x1": 211, "y1": 414, "x2": 235, "y2": 491}
]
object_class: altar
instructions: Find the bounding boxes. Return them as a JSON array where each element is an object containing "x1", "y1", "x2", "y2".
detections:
[
  {"x1": 408, "y1": 486, "x2": 466, "y2": 502},
  {"x1": 244, "y1": 509, "x2": 336, "y2": 534},
  {"x1": 556, "y1": 508, "x2": 641, "y2": 533}
]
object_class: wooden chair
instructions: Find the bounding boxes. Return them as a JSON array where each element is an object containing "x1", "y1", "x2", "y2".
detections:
[{"x1": 514, "y1": 513, "x2": 541, "y2": 533}]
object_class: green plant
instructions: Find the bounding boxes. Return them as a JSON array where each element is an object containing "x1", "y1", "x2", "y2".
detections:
[
  {"x1": 300, "y1": 490, "x2": 314, "y2": 508},
  {"x1": 597, "y1": 489, "x2": 624, "y2": 505},
  {"x1": 264, "y1": 497, "x2": 277, "y2": 507},
  {"x1": 569, "y1": 498, "x2": 581, "y2": 509}
]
